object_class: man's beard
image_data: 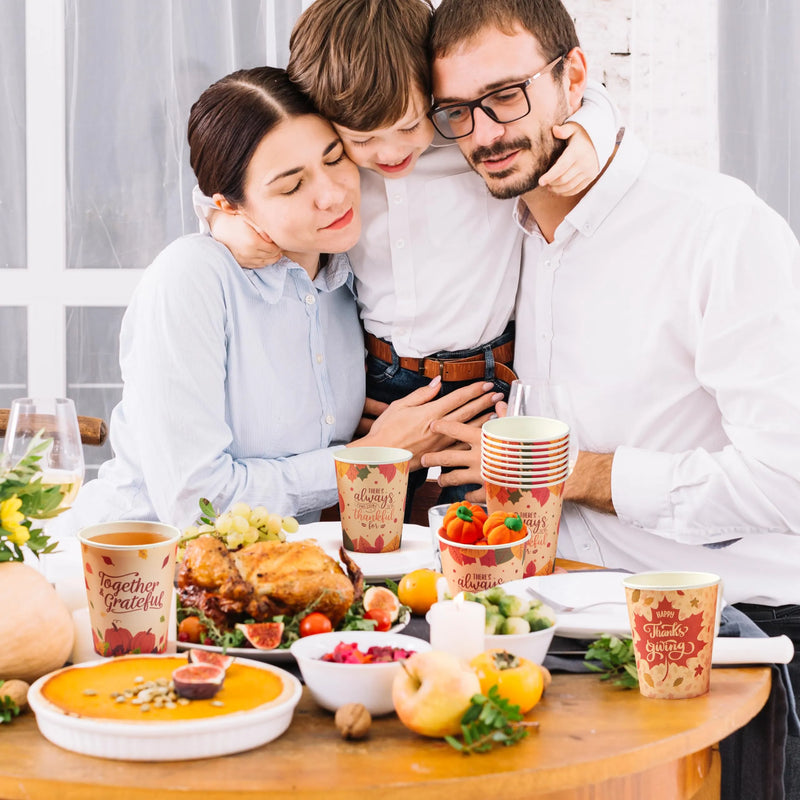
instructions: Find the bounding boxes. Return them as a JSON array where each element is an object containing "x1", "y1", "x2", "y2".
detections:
[{"x1": 467, "y1": 123, "x2": 568, "y2": 200}]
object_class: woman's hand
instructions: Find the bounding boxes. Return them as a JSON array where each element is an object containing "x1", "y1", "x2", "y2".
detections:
[
  {"x1": 352, "y1": 378, "x2": 503, "y2": 470},
  {"x1": 208, "y1": 208, "x2": 283, "y2": 268},
  {"x1": 538, "y1": 122, "x2": 599, "y2": 196}
]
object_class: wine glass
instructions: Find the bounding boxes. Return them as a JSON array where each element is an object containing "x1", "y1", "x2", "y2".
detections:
[
  {"x1": 505, "y1": 381, "x2": 580, "y2": 474},
  {"x1": 2, "y1": 397, "x2": 85, "y2": 514}
]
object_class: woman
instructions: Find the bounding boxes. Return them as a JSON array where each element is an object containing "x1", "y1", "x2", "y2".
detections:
[{"x1": 62, "y1": 67, "x2": 497, "y2": 531}]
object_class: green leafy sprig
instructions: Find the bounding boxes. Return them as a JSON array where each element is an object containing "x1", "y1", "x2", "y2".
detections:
[
  {"x1": 0, "y1": 682, "x2": 21, "y2": 725},
  {"x1": 0, "y1": 435, "x2": 62, "y2": 562},
  {"x1": 584, "y1": 634, "x2": 639, "y2": 689},
  {"x1": 445, "y1": 686, "x2": 539, "y2": 754}
]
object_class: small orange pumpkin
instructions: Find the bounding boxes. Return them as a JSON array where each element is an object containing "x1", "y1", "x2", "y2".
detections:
[
  {"x1": 440, "y1": 502, "x2": 488, "y2": 545},
  {"x1": 483, "y1": 511, "x2": 528, "y2": 545}
]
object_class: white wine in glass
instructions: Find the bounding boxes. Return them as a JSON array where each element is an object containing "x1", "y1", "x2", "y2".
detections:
[{"x1": 2, "y1": 397, "x2": 85, "y2": 514}]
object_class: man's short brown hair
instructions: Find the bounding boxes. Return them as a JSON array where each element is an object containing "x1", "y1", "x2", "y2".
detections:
[
  {"x1": 430, "y1": 0, "x2": 579, "y2": 80},
  {"x1": 288, "y1": 0, "x2": 433, "y2": 131}
]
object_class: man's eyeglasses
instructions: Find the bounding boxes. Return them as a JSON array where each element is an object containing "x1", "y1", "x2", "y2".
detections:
[{"x1": 428, "y1": 54, "x2": 567, "y2": 140}]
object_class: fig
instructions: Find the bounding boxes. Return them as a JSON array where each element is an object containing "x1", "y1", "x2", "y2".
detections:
[
  {"x1": 363, "y1": 586, "x2": 400, "y2": 622},
  {"x1": 171, "y1": 663, "x2": 225, "y2": 700},
  {"x1": 235, "y1": 621, "x2": 284, "y2": 650},
  {"x1": 188, "y1": 649, "x2": 234, "y2": 671}
]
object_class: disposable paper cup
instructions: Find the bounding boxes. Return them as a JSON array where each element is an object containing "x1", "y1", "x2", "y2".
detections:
[
  {"x1": 480, "y1": 458, "x2": 569, "y2": 476},
  {"x1": 623, "y1": 571, "x2": 721, "y2": 699},
  {"x1": 482, "y1": 416, "x2": 569, "y2": 445},
  {"x1": 78, "y1": 521, "x2": 181, "y2": 657},
  {"x1": 480, "y1": 465, "x2": 570, "y2": 486},
  {"x1": 481, "y1": 435, "x2": 570, "y2": 454},
  {"x1": 480, "y1": 448, "x2": 570, "y2": 467},
  {"x1": 334, "y1": 447, "x2": 412, "y2": 553},
  {"x1": 484, "y1": 478, "x2": 565, "y2": 577},
  {"x1": 438, "y1": 532, "x2": 530, "y2": 595}
]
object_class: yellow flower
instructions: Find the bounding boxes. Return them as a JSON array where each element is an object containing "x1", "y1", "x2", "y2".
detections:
[{"x1": 0, "y1": 496, "x2": 29, "y2": 545}]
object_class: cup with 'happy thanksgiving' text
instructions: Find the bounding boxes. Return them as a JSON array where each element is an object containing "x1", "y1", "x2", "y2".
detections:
[
  {"x1": 623, "y1": 571, "x2": 721, "y2": 699},
  {"x1": 334, "y1": 447, "x2": 412, "y2": 553},
  {"x1": 78, "y1": 521, "x2": 181, "y2": 657}
]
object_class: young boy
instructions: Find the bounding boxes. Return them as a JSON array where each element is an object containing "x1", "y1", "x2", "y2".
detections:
[{"x1": 199, "y1": 0, "x2": 618, "y2": 514}]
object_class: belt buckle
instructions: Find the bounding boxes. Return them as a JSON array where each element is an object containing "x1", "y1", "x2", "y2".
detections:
[{"x1": 420, "y1": 358, "x2": 445, "y2": 379}]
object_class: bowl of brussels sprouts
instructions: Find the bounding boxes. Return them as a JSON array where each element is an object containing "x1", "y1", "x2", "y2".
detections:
[{"x1": 465, "y1": 585, "x2": 557, "y2": 665}]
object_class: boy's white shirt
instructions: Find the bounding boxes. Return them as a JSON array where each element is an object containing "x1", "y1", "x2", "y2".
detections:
[{"x1": 193, "y1": 80, "x2": 619, "y2": 358}]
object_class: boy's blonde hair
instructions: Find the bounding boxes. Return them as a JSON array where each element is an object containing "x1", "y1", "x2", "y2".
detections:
[{"x1": 288, "y1": 0, "x2": 433, "y2": 131}]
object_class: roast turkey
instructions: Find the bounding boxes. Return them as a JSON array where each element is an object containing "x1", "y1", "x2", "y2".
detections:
[{"x1": 176, "y1": 536, "x2": 359, "y2": 629}]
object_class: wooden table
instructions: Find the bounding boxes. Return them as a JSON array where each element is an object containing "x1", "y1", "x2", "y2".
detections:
[{"x1": 0, "y1": 667, "x2": 770, "y2": 800}]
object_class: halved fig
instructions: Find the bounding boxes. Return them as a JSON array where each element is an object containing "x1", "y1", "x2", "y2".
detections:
[
  {"x1": 172, "y1": 663, "x2": 225, "y2": 699},
  {"x1": 235, "y1": 621, "x2": 285, "y2": 650},
  {"x1": 188, "y1": 648, "x2": 234, "y2": 670},
  {"x1": 363, "y1": 586, "x2": 400, "y2": 622}
]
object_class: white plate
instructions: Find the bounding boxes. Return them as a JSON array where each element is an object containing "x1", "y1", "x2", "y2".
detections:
[
  {"x1": 28, "y1": 655, "x2": 302, "y2": 761},
  {"x1": 502, "y1": 571, "x2": 631, "y2": 640},
  {"x1": 177, "y1": 614, "x2": 410, "y2": 663},
  {"x1": 293, "y1": 521, "x2": 436, "y2": 581}
]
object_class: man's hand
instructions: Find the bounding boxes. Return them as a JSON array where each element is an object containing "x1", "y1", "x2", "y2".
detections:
[
  {"x1": 355, "y1": 379, "x2": 502, "y2": 471},
  {"x1": 421, "y1": 418, "x2": 486, "y2": 502},
  {"x1": 564, "y1": 451, "x2": 616, "y2": 514}
]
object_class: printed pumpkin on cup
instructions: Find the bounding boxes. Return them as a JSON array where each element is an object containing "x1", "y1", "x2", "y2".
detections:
[{"x1": 437, "y1": 502, "x2": 530, "y2": 595}]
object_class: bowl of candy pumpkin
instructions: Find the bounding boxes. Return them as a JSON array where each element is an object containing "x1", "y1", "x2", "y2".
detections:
[{"x1": 436, "y1": 502, "x2": 530, "y2": 596}]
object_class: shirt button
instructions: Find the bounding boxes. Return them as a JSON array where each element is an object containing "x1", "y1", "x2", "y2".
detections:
[
  {"x1": 544, "y1": 260, "x2": 551, "y2": 269},
  {"x1": 325, "y1": 414, "x2": 335, "y2": 425},
  {"x1": 395, "y1": 239, "x2": 405, "y2": 249},
  {"x1": 393, "y1": 194, "x2": 402, "y2": 204},
  {"x1": 396, "y1": 328, "x2": 407, "y2": 336},
  {"x1": 305, "y1": 294, "x2": 316, "y2": 305},
  {"x1": 316, "y1": 353, "x2": 324, "y2": 364}
]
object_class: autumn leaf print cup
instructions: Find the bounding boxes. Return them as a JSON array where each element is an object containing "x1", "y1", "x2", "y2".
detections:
[
  {"x1": 333, "y1": 447, "x2": 412, "y2": 553},
  {"x1": 437, "y1": 531, "x2": 530, "y2": 596},
  {"x1": 78, "y1": 521, "x2": 181, "y2": 657},
  {"x1": 623, "y1": 571, "x2": 721, "y2": 699}
]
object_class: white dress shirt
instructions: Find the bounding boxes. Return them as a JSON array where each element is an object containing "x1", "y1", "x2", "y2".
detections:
[
  {"x1": 515, "y1": 130, "x2": 800, "y2": 605},
  {"x1": 350, "y1": 82, "x2": 619, "y2": 357},
  {"x1": 59, "y1": 235, "x2": 365, "y2": 532}
]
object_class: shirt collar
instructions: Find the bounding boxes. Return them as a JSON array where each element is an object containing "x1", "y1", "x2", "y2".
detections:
[
  {"x1": 245, "y1": 252, "x2": 355, "y2": 304},
  {"x1": 513, "y1": 128, "x2": 649, "y2": 241}
]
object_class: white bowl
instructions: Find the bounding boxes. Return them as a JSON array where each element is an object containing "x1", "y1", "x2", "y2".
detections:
[
  {"x1": 290, "y1": 630, "x2": 430, "y2": 716},
  {"x1": 484, "y1": 622, "x2": 557, "y2": 665},
  {"x1": 27, "y1": 655, "x2": 302, "y2": 761}
]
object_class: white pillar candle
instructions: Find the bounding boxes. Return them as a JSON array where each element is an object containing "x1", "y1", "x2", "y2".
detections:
[{"x1": 427, "y1": 592, "x2": 486, "y2": 662}]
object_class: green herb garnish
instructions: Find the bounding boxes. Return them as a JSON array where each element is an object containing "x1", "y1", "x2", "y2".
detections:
[
  {"x1": 0, "y1": 682, "x2": 21, "y2": 725},
  {"x1": 445, "y1": 685, "x2": 539, "y2": 754},
  {"x1": 584, "y1": 634, "x2": 639, "y2": 689}
]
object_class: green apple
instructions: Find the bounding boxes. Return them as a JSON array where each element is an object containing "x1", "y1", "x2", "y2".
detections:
[{"x1": 392, "y1": 651, "x2": 480, "y2": 737}]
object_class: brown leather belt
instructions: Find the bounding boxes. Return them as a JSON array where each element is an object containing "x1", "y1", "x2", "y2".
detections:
[{"x1": 364, "y1": 332, "x2": 518, "y2": 384}]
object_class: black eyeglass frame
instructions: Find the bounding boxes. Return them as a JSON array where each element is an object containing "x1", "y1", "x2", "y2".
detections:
[{"x1": 428, "y1": 54, "x2": 568, "y2": 140}]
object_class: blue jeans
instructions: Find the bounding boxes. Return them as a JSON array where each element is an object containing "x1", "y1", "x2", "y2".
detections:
[{"x1": 365, "y1": 326, "x2": 514, "y2": 521}]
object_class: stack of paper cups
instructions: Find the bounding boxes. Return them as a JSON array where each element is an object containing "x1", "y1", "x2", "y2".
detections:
[{"x1": 481, "y1": 416, "x2": 569, "y2": 577}]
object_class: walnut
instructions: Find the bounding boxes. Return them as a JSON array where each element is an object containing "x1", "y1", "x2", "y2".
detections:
[
  {"x1": 1, "y1": 679, "x2": 30, "y2": 711},
  {"x1": 334, "y1": 702, "x2": 371, "y2": 740},
  {"x1": 539, "y1": 664, "x2": 552, "y2": 692}
]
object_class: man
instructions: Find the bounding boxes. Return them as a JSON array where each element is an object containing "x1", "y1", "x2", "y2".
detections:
[{"x1": 423, "y1": 1, "x2": 800, "y2": 783}]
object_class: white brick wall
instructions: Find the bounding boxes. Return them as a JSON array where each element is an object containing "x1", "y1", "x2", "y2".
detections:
[{"x1": 565, "y1": 0, "x2": 719, "y2": 169}]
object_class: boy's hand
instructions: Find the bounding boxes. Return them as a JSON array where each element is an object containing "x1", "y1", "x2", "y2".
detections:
[
  {"x1": 539, "y1": 122, "x2": 599, "y2": 196},
  {"x1": 208, "y1": 208, "x2": 283, "y2": 269}
]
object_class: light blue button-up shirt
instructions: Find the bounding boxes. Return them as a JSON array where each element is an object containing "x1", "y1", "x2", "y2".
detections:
[{"x1": 63, "y1": 235, "x2": 365, "y2": 531}]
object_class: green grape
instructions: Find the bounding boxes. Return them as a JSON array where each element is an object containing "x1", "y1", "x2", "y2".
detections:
[
  {"x1": 249, "y1": 505, "x2": 269, "y2": 527},
  {"x1": 264, "y1": 513, "x2": 283, "y2": 535},
  {"x1": 230, "y1": 502, "x2": 252, "y2": 520},
  {"x1": 281, "y1": 516, "x2": 299, "y2": 533},
  {"x1": 215, "y1": 513, "x2": 234, "y2": 535},
  {"x1": 231, "y1": 515, "x2": 250, "y2": 535},
  {"x1": 226, "y1": 531, "x2": 245, "y2": 549},
  {"x1": 243, "y1": 526, "x2": 260, "y2": 545}
]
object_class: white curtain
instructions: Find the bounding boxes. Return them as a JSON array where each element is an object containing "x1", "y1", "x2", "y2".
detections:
[
  {"x1": 718, "y1": 0, "x2": 799, "y2": 237},
  {"x1": 66, "y1": 0, "x2": 305, "y2": 270}
]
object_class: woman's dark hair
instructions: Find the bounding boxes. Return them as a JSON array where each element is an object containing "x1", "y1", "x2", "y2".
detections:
[{"x1": 188, "y1": 66, "x2": 317, "y2": 203}]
